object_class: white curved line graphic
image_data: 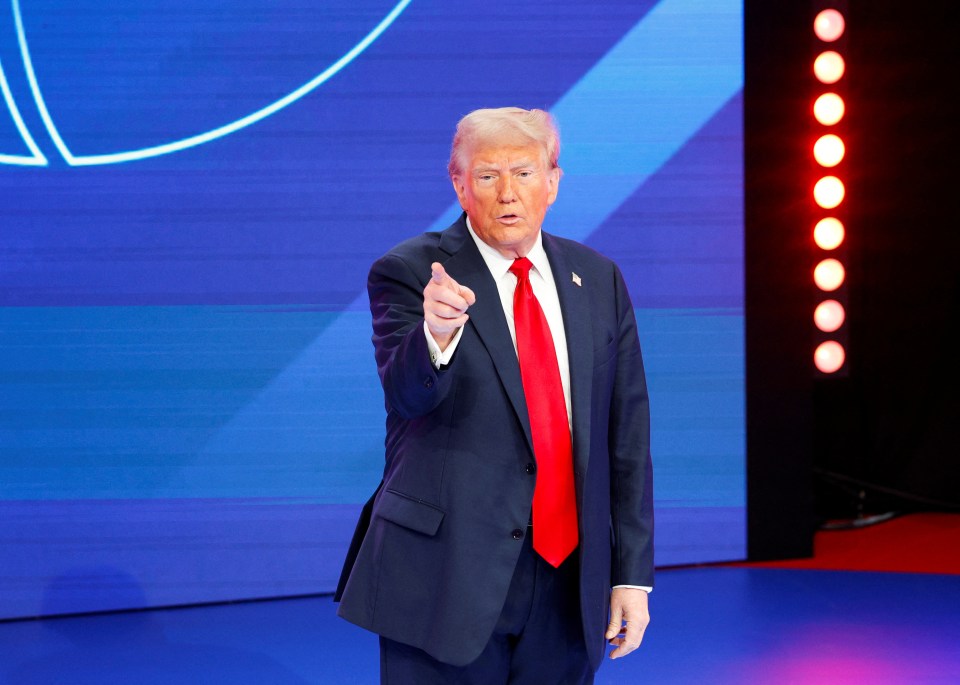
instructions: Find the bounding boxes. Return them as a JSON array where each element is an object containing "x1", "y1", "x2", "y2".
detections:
[
  {"x1": 0, "y1": 56, "x2": 46, "y2": 165},
  {"x1": 12, "y1": 0, "x2": 412, "y2": 166}
]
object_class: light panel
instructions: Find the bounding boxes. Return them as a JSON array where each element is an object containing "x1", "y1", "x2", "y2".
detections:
[{"x1": 811, "y1": 4, "x2": 848, "y2": 375}]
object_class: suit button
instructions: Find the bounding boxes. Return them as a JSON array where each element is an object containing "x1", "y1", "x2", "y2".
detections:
[
  {"x1": 525, "y1": 463, "x2": 536, "y2": 474},
  {"x1": 424, "y1": 377, "x2": 434, "y2": 389},
  {"x1": 511, "y1": 528, "x2": 524, "y2": 540}
]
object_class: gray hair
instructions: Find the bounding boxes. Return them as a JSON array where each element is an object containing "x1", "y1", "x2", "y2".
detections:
[{"x1": 447, "y1": 107, "x2": 561, "y2": 178}]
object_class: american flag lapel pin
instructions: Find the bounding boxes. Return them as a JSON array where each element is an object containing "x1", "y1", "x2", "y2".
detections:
[{"x1": 571, "y1": 272, "x2": 582, "y2": 287}]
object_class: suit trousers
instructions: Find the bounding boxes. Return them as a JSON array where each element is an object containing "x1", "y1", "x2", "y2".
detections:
[{"x1": 379, "y1": 530, "x2": 594, "y2": 684}]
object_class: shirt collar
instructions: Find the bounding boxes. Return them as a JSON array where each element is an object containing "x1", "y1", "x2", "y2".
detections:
[{"x1": 465, "y1": 216, "x2": 549, "y2": 281}]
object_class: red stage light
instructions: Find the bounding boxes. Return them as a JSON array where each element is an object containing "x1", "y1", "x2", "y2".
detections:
[
  {"x1": 814, "y1": 340, "x2": 846, "y2": 373},
  {"x1": 814, "y1": 299, "x2": 846, "y2": 332},
  {"x1": 813, "y1": 92, "x2": 845, "y2": 125},
  {"x1": 814, "y1": 258, "x2": 845, "y2": 291},
  {"x1": 814, "y1": 9, "x2": 846, "y2": 42},
  {"x1": 814, "y1": 134, "x2": 845, "y2": 167},
  {"x1": 814, "y1": 217, "x2": 845, "y2": 250},
  {"x1": 814, "y1": 51, "x2": 845, "y2": 84},
  {"x1": 814, "y1": 176, "x2": 845, "y2": 208}
]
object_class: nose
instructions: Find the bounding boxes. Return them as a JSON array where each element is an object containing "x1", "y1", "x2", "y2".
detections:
[{"x1": 497, "y1": 175, "x2": 517, "y2": 203}]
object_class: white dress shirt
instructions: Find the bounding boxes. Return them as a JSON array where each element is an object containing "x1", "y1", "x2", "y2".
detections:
[
  {"x1": 425, "y1": 220, "x2": 571, "y2": 430},
  {"x1": 423, "y1": 219, "x2": 650, "y2": 594}
]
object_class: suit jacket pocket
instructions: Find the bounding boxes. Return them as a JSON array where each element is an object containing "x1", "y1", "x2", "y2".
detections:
[{"x1": 376, "y1": 488, "x2": 445, "y2": 536}]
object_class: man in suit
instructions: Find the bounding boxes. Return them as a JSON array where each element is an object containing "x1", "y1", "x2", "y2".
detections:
[{"x1": 336, "y1": 107, "x2": 654, "y2": 684}]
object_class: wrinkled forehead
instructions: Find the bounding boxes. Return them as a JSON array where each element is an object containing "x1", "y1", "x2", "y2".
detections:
[{"x1": 464, "y1": 135, "x2": 550, "y2": 169}]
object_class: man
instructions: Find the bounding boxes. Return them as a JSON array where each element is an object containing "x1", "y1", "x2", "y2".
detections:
[{"x1": 336, "y1": 107, "x2": 654, "y2": 684}]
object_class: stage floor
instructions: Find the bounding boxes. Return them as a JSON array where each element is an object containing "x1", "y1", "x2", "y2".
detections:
[{"x1": 1, "y1": 566, "x2": 958, "y2": 684}]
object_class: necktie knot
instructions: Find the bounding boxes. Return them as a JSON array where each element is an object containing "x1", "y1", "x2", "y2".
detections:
[{"x1": 510, "y1": 257, "x2": 534, "y2": 279}]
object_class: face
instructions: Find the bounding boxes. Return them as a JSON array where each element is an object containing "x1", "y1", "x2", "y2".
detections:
[{"x1": 452, "y1": 142, "x2": 560, "y2": 258}]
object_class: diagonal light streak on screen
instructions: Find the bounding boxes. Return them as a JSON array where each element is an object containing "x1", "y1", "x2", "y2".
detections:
[{"x1": 429, "y1": 0, "x2": 743, "y2": 242}]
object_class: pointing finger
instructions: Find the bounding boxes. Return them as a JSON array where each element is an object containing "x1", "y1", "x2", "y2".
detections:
[
  {"x1": 431, "y1": 263, "x2": 475, "y2": 307},
  {"x1": 431, "y1": 262, "x2": 449, "y2": 286}
]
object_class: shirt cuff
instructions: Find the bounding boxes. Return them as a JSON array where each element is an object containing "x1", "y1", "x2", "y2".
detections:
[
  {"x1": 612, "y1": 585, "x2": 652, "y2": 594},
  {"x1": 424, "y1": 321, "x2": 464, "y2": 368}
]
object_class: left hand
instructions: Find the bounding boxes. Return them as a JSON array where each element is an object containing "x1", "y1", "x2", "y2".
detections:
[{"x1": 605, "y1": 587, "x2": 650, "y2": 659}]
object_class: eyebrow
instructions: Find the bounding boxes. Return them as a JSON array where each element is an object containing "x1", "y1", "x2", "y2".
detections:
[{"x1": 472, "y1": 159, "x2": 539, "y2": 174}]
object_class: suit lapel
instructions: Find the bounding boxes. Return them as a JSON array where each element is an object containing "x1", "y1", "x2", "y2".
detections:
[
  {"x1": 438, "y1": 216, "x2": 534, "y2": 454},
  {"x1": 543, "y1": 233, "x2": 593, "y2": 483}
]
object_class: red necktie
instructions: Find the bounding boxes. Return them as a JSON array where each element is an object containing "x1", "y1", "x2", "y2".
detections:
[{"x1": 509, "y1": 257, "x2": 578, "y2": 567}]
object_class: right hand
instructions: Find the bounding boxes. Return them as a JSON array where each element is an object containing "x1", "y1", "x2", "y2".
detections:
[{"x1": 423, "y1": 262, "x2": 476, "y2": 350}]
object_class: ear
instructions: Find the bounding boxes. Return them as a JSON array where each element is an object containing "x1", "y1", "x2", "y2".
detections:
[
  {"x1": 451, "y1": 175, "x2": 469, "y2": 210},
  {"x1": 546, "y1": 166, "x2": 561, "y2": 205}
]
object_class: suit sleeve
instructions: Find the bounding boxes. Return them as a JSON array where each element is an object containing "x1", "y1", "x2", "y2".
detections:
[
  {"x1": 368, "y1": 252, "x2": 455, "y2": 419},
  {"x1": 608, "y1": 264, "x2": 655, "y2": 588}
]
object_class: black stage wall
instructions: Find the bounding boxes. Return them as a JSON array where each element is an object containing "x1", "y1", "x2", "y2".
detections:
[
  {"x1": 746, "y1": 0, "x2": 959, "y2": 560},
  {"x1": 745, "y1": 1, "x2": 817, "y2": 560},
  {"x1": 820, "y1": 1, "x2": 960, "y2": 516}
]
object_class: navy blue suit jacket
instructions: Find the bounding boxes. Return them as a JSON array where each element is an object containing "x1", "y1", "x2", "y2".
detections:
[{"x1": 336, "y1": 214, "x2": 654, "y2": 670}]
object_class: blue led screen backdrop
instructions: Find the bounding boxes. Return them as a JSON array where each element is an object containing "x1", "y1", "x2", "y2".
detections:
[{"x1": 1, "y1": 0, "x2": 744, "y2": 618}]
